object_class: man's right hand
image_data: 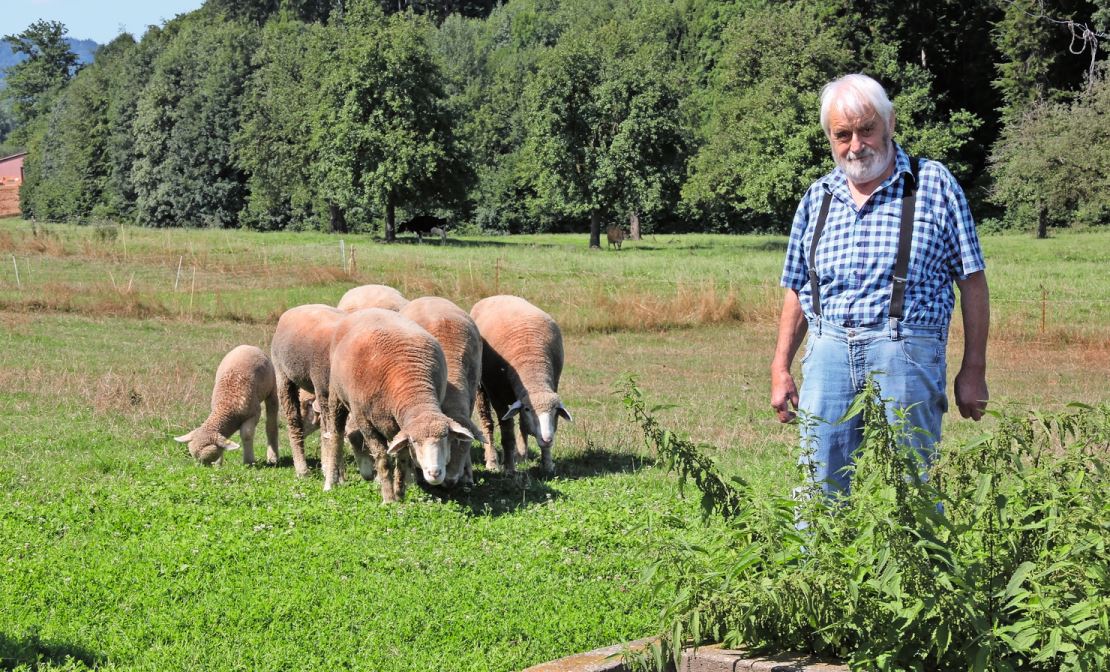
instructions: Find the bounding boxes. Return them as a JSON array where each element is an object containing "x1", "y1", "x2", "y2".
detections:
[{"x1": 771, "y1": 369, "x2": 799, "y2": 423}]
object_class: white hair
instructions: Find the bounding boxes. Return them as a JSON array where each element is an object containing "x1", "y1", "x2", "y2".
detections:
[{"x1": 820, "y1": 74, "x2": 894, "y2": 136}]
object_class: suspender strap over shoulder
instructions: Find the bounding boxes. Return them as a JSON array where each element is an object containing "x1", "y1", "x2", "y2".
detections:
[
  {"x1": 808, "y1": 192, "x2": 833, "y2": 317},
  {"x1": 806, "y1": 157, "x2": 920, "y2": 321},
  {"x1": 889, "y1": 157, "x2": 920, "y2": 320}
]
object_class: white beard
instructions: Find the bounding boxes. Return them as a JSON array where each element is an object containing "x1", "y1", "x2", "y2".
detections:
[{"x1": 836, "y1": 138, "x2": 893, "y2": 184}]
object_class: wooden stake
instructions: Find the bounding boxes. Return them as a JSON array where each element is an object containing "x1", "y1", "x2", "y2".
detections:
[
  {"x1": 174, "y1": 255, "x2": 183, "y2": 292},
  {"x1": 11, "y1": 255, "x2": 20, "y2": 290},
  {"x1": 1041, "y1": 286, "x2": 1047, "y2": 334},
  {"x1": 190, "y1": 265, "x2": 197, "y2": 315}
]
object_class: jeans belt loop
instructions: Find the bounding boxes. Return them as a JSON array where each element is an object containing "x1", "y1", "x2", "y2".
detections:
[
  {"x1": 815, "y1": 315, "x2": 822, "y2": 337},
  {"x1": 888, "y1": 316, "x2": 901, "y2": 341}
]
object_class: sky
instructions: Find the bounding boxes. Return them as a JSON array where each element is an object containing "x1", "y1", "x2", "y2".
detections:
[{"x1": 4, "y1": 0, "x2": 207, "y2": 45}]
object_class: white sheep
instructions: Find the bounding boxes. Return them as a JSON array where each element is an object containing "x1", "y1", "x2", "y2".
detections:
[
  {"x1": 470, "y1": 295, "x2": 571, "y2": 475},
  {"x1": 325, "y1": 308, "x2": 475, "y2": 500},
  {"x1": 400, "y1": 296, "x2": 485, "y2": 487},
  {"x1": 336, "y1": 284, "x2": 409, "y2": 312},
  {"x1": 175, "y1": 345, "x2": 279, "y2": 466},
  {"x1": 270, "y1": 304, "x2": 347, "y2": 478}
]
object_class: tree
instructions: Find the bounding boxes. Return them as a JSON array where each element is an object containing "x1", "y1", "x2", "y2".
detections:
[
  {"x1": 521, "y1": 9, "x2": 686, "y2": 247},
  {"x1": 991, "y1": 63, "x2": 1110, "y2": 236},
  {"x1": 312, "y1": 3, "x2": 467, "y2": 239},
  {"x1": 1, "y1": 20, "x2": 80, "y2": 144},
  {"x1": 236, "y1": 16, "x2": 332, "y2": 230},
  {"x1": 132, "y1": 16, "x2": 258, "y2": 227}
]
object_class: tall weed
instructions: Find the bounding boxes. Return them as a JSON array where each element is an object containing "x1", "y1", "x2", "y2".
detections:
[{"x1": 622, "y1": 377, "x2": 1110, "y2": 671}]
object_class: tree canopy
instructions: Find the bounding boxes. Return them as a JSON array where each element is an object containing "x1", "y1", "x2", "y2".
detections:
[{"x1": 5, "y1": 0, "x2": 1108, "y2": 237}]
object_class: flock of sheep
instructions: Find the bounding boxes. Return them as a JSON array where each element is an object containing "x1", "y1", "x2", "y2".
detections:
[{"x1": 174, "y1": 285, "x2": 571, "y2": 502}]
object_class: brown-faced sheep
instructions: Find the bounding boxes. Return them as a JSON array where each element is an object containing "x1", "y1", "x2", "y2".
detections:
[
  {"x1": 270, "y1": 304, "x2": 347, "y2": 477},
  {"x1": 400, "y1": 296, "x2": 485, "y2": 487},
  {"x1": 606, "y1": 225, "x2": 626, "y2": 250},
  {"x1": 470, "y1": 295, "x2": 571, "y2": 475},
  {"x1": 175, "y1": 345, "x2": 278, "y2": 466},
  {"x1": 326, "y1": 308, "x2": 475, "y2": 499},
  {"x1": 336, "y1": 284, "x2": 409, "y2": 312}
]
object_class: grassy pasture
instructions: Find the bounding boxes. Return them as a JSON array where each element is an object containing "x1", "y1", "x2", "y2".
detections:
[{"x1": 0, "y1": 220, "x2": 1107, "y2": 671}]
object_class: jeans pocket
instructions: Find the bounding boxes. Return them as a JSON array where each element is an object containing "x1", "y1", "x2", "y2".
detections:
[
  {"x1": 801, "y1": 335, "x2": 817, "y2": 365},
  {"x1": 900, "y1": 335, "x2": 942, "y2": 367}
]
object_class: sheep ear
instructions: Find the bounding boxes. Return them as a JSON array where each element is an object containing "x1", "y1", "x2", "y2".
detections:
[
  {"x1": 218, "y1": 436, "x2": 240, "y2": 451},
  {"x1": 447, "y1": 420, "x2": 474, "y2": 442},
  {"x1": 174, "y1": 431, "x2": 195, "y2": 443},
  {"x1": 387, "y1": 433, "x2": 409, "y2": 455},
  {"x1": 557, "y1": 404, "x2": 572, "y2": 422},
  {"x1": 311, "y1": 398, "x2": 321, "y2": 414},
  {"x1": 501, "y1": 400, "x2": 523, "y2": 421}
]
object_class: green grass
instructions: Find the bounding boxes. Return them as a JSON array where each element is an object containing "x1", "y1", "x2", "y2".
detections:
[{"x1": 0, "y1": 219, "x2": 1107, "y2": 670}]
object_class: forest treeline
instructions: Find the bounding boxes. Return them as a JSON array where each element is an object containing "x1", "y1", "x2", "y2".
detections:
[{"x1": 2, "y1": 0, "x2": 1107, "y2": 240}]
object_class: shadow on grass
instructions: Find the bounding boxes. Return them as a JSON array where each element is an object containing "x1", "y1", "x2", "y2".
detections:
[
  {"x1": 0, "y1": 631, "x2": 102, "y2": 671},
  {"x1": 417, "y1": 448, "x2": 647, "y2": 515}
]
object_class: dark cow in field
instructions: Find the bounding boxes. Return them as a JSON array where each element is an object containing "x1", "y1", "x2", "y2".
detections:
[{"x1": 399, "y1": 215, "x2": 448, "y2": 244}]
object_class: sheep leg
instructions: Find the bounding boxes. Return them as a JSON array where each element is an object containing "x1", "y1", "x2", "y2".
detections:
[
  {"x1": 333, "y1": 401, "x2": 349, "y2": 485},
  {"x1": 277, "y1": 373, "x2": 309, "y2": 477},
  {"x1": 367, "y1": 433, "x2": 395, "y2": 503},
  {"x1": 240, "y1": 415, "x2": 258, "y2": 465},
  {"x1": 499, "y1": 416, "x2": 517, "y2": 475},
  {"x1": 319, "y1": 391, "x2": 342, "y2": 491},
  {"x1": 264, "y1": 387, "x2": 280, "y2": 465},
  {"x1": 349, "y1": 429, "x2": 375, "y2": 481},
  {"x1": 476, "y1": 387, "x2": 500, "y2": 472},
  {"x1": 394, "y1": 450, "x2": 412, "y2": 501}
]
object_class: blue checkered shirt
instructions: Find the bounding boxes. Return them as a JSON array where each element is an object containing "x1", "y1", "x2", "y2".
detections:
[{"x1": 781, "y1": 144, "x2": 985, "y2": 329}]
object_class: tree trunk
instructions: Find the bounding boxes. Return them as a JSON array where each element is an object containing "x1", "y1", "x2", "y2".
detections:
[
  {"x1": 329, "y1": 203, "x2": 348, "y2": 234},
  {"x1": 386, "y1": 195, "x2": 396, "y2": 243},
  {"x1": 589, "y1": 209, "x2": 601, "y2": 249},
  {"x1": 1036, "y1": 202, "x2": 1048, "y2": 239},
  {"x1": 629, "y1": 211, "x2": 641, "y2": 241}
]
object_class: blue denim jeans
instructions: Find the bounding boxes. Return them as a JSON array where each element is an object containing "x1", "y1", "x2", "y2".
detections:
[{"x1": 798, "y1": 317, "x2": 948, "y2": 494}]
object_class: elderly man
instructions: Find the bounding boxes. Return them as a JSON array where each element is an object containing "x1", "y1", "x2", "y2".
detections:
[{"x1": 770, "y1": 73, "x2": 990, "y2": 494}]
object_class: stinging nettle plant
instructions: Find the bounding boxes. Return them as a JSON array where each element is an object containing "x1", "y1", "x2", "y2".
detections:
[{"x1": 620, "y1": 375, "x2": 1109, "y2": 672}]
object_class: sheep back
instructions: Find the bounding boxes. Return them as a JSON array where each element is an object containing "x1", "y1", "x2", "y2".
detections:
[{"x1": 337, "y1": 284, "x2": 409, "y2": 313}]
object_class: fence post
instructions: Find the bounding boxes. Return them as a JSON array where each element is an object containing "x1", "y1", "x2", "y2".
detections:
[
  {"x1": 1041, "y1": 285, "x2": 1047, "y2": 335},
  {"x1": 340, "y1": 239, "x2": 346, "y2": 273},
  {"x1": 11, "y1": 255, "x2": 20, "y2": 290},
  {"x1": 174, "y1": 255, "x2": 183, "y2": 292}
]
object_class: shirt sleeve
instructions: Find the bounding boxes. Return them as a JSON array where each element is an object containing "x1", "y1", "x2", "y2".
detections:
[
  {"x1": 940, "y1": 164, "x2": 985, "y2": 280},
  {"x1": 781, "y1": 187, "x2": 816, "y2": 291}
]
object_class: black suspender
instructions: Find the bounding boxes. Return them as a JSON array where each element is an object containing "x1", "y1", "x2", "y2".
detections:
[{"x1": 807, "y1": 157, "x2": 920, "y2": 320}]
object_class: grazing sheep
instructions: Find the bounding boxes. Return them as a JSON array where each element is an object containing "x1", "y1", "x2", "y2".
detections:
[
  {"x1": 270, "y1": 304, "x2": 347, "y2": 477},
  {"x1": 398, "y1": 214, "x2": 448, "y2": 244},
  {"x1": 606, "y1": 225, "x2": 626, "y2": 250},
  {"x1": 337, "y1": 284, "x2": 409, "y2": 312},
  {"x1": 470, "y1": 295, "x2": 571, "y2": 475},
  {"x1": 400, "y1": 296, "x2": 485, "y2": 487},
  {"x1": 326, "y1": 308, "x2": 475, "y2": 499},
  {"x1": 175, "y1": 345, "x2": 279, "y2": 466}
]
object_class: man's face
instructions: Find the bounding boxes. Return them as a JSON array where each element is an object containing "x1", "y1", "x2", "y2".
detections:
[{"x1": 827, "y1": 104, "x2": 893, "y2": 185}]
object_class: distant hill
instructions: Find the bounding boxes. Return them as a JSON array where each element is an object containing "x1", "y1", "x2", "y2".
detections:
[{"x1": 0, "y1": 38, "x2": 99, "y2": 86}]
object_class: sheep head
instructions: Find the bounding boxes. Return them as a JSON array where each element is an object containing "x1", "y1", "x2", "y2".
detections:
[
  {"x1": 388, "y1": 413, "x2": 475, "y2": 486},
  {"x1": 174, "y1": 428, "x2": 239, "y2": 465},
  {"x1": 502, "y1": 391, "x2": 571, "y2": 449}
]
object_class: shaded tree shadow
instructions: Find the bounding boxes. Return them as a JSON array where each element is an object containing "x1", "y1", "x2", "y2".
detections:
[
  {"x1": 0, "y1": 631, "x2": 102, "y2": 671},
  {"x1": 752, "y1": 239, "x2": 788, "y2": 252}
]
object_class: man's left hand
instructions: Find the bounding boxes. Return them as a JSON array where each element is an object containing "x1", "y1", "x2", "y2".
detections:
[{"x1": 954, "y1": 368, "x2": 988, "y2": 421}]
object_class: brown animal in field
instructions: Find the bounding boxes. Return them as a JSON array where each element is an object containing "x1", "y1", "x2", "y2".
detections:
[{"x1": 606, "y1": 225, "x2": 626, "y2": 250}]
